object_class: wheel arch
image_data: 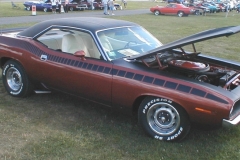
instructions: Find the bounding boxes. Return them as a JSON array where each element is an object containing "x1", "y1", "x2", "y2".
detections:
[
  {"x1": 177, "y1": 10, "x2": 185, "y2": 13},
  {"x1": 0, "y1": 58, "x2": 29, "y2": 78},
  {"x1": 154, "y1": 9, "x2": 161, "y2": 15},
  {"x1": 0, "y1": 57, "x2": 14, "y2": 68}
]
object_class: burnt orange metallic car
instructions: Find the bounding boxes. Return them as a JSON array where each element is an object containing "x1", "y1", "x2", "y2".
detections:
[{"x1": 0, "y1": 17, "x2": 240, "y2": 142}]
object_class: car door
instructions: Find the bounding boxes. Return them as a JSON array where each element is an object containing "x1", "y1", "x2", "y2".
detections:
[
  {"x1": 170, "y1": 4, "x2": 177, "y2": 14},
  {"x1": 162, "y1": 4, "x2": 175, "y2": 15},
  {"x1": 30, "y1": 28, "x2": 112, "y2": 106}
]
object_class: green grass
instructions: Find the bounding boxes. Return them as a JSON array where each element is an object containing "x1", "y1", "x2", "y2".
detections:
[{"x1": 1, "y1": 1, "x2": 240, "y2": 160}]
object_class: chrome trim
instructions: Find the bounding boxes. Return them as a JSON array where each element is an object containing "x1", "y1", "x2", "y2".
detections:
[
  {"x1": 32, "y1": 25, "x2": 109, "y2": 61},
  {"x1": 222, "y1": 115, "x2": 240, "y2": 127},
  {"x1": 34, "y1": 90, "x2": 51, "y2": 94}
]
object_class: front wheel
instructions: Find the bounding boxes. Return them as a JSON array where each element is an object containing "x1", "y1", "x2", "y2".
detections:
[
  {"x1": 43, "y1": 8, "x2": 48, "y2": 12},
  {"x1": 2, "y1": 60, "x2": 33, "y2": 97},
  {"x1": 138, "y1": 96, "x2": 191, "y2": 141}
]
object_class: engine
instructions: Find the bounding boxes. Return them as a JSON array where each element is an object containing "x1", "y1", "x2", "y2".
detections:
[{"x1": 142, "y1": 51, "x2": 240, "y2": 90}]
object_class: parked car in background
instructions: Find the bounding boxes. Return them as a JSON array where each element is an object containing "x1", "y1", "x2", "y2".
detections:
[
  {"x1": 208, "y1": 2, "x2": 221, "y2": 12},
  {"x1": 150, "y1": 3, "x2": 194, "y2": 17},
  {"x1": 23, "y1": 0, "x2": 54, "y2": 12},
  {"x1": 216, "y1": 2, "x2": 227, "y2": 12},
  {"x1": 1, "y1": 18, "x2": 240, "y2": 142},
  {"x1": 67, "y1": 0, "x2": 88, "y2": 11},
  {"x1": 186, "y1": 3, "x2": 210, "y2": 15},
  {"x1": 167, "y1": 0, "x2": 183, "y2": 3},
  {"x1": 93, "y1": 0, "x2": 104, "y2": 10},
  {"x1": 200, "y1": 3, "x2": 219, "y2": 13},
  {"x1": 80, "y1": 0, "x2": 104, "y2": 10}
]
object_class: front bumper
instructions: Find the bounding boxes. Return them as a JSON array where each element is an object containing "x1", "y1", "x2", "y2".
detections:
[{"x1": 222, "y1": 115, "x2": 240, "y2": 127}]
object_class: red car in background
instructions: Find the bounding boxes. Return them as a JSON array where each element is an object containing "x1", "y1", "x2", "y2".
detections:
[{"x1": 150, "y1": 3, "x2": 194, "y2": 17}]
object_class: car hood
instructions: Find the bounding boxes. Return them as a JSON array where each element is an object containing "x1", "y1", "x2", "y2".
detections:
[{"x1": 128, "y1": 25, "x2": 240, "y2": 60}]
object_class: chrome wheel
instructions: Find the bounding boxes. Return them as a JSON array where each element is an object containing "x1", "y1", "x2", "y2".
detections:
[
  {"x1": 147, "y1": 102, "x2": 180, "y2": 136},
  {"x1": 177, "y1": 11, "x2": 184, "y2": 17},
  {"x1": 2, "y1": 60, "x2": 33, "y2": 97},
  {"x1": 43, "y1": 8, "x2": 47, "y2": 12},
  {"x1": 138, "y1": 97, "x2": 191, "y2": 141},
  {"x1": 6, "y1": 67, "x2": 22, "y2": 91},
  {"x1": 154, "y1": 10, "x2": 160, "y2": 16}
]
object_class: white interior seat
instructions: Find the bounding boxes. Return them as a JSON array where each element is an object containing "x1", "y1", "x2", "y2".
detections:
[
  {"x1": 77, "y1": 34, "x2": 101, "y2": 59},
  {"x1": 61, "y1": 34, "x2": 90, "y2": 57}
]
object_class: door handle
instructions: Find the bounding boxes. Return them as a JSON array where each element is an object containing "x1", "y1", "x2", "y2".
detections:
[{"x1": 40, "y1": 55, "x2": 48, "y2": 61}]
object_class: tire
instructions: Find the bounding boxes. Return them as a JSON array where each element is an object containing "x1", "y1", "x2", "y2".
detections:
[
  {"x1": 2, "y1": 60, "x2": 33, "y2": 97},
  {"x1": 195, "y1": 10, "x2": 200, "y2": 15},
  {"x1": 43, "y1": 8, "x2": 47, "y2": 12},
  {"x1": 26, "y1": 6, "x2": 31, "y2": 11},
  {"x1": 177, "y1": 11, "x2": 184, "y2": 17},
  {"x1": 138, "y1": 96, "x2": 191, "y2": 141},
  {"x1": 154, "y1": 10, "x2": 160, "y2": 16},
  {"x1": 69, "y1": 7, "x2": 74, "y2": 11}
]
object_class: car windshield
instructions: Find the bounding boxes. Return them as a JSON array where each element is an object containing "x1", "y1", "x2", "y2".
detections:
[{"x1": 97, "y1": 26, "x2": 162, "y2": 60}]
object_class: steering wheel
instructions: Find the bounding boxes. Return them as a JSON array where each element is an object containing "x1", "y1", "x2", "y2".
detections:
[{"x1": 124, "y1": 41, "x2": 138, "y2": 49}]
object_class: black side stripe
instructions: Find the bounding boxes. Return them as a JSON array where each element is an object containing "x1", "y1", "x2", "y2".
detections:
[{"x1": 1, "y1": 38, "x2": 229, "y2": 104}]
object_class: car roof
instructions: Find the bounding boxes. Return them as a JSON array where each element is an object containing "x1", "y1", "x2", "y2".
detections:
[{"x1": 18, "y1": 17, "x2": 139, "y2": 38}]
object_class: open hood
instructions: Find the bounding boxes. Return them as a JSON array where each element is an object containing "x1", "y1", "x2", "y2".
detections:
[{"x1": 128, "y1": 25, "x2": 240, "y2": 60}]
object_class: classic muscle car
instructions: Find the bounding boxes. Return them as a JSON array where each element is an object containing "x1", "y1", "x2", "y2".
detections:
[
  {"x1": 1, "y1": 17, "x2": 240, "y2": 142},
  {"x1": 150, "y1": 3, "x2": 194, "y2": 17},
  {"x1": 66, "y1": 0, "x2": 88, "y2": 11},
  {"x1": 23, "y1": 0, "x2": 54, "y2": 12}
]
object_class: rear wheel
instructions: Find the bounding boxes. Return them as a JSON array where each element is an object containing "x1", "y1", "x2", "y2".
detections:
[
  {"x1": 138, "y1": 96, "x2": 191, "y2": 141},
  {"x1": 2, "y1": 60, "x2": 33, "y2": 97},
  {"x1": 177, "y1": 11, "x2": 184, "y2": 17},
  {"x1": 154, "y1": 10, "x2": 160, "y2": 16},
  {"x1": 43, "y1": 8, "x2": 47, "y2": 12},
  {"x1": 69, "y1": 7, "x2": 74, "y2": 11}
]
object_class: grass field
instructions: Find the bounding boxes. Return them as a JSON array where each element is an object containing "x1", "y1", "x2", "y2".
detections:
[{"x1": 1, "y1": 1, "x2": 240, "y2": 160}]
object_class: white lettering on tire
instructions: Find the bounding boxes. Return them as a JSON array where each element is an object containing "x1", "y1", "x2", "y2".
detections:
[
  {"x1": 143, "y1": 98, "x2": 172, "y2": 114},
  {"x1": 154, "y1": 127, "x2": 183, "y2": 141}
]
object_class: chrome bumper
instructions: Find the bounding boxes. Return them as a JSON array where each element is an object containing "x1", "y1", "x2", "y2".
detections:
[{"x1": 223, "y1": 115, "x2": 240, "y2": 127}]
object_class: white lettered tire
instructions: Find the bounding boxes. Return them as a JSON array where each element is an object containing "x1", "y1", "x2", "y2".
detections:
[
  {"x1": 138, "y1": 96, "x2": 191, "y2": 141},
  {"x1": 2, "y1": 60, "x2": 33, "y2": 97}
]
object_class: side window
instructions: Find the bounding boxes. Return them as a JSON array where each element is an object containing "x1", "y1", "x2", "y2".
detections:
[
  {"x1": 37, "y1": 28, "x2": 101, "y2": 59},
  {"x1": 37, "y1": 28, "x2": 64, "y2": 51}
]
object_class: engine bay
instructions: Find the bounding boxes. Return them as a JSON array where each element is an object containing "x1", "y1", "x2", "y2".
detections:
[{"x1": 141, "y1": 49, "x2": 240, "y2": 91}]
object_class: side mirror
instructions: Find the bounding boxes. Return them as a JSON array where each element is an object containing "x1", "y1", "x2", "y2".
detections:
[{"x1": 74, "y1": 50, "x2": 86, "y2": 61}]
